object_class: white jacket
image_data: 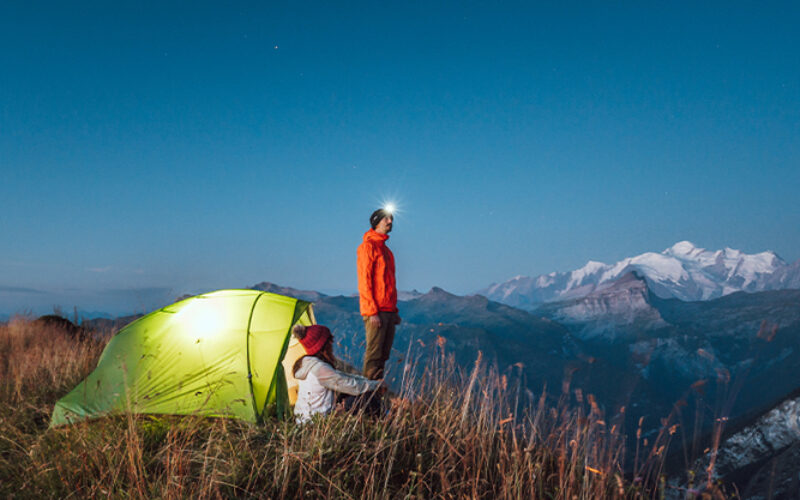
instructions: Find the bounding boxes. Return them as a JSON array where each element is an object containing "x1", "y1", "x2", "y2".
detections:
[{"x1": 293, "y1": 356, "x2": 381, "y2": 423}]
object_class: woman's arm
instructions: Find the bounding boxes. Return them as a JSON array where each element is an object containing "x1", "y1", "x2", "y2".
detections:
[{"x1": 312, "y1": 361, "x2": 382, "y2": 396}]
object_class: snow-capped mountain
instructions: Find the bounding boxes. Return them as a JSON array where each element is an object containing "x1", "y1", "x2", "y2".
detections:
[{"x1": 480, "y1": 241, "x2": 797, "y2": 309}]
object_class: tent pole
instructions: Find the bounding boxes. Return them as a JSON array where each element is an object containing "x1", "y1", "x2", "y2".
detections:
[{"x1": 245, "y1": 292, "x2": 265, "y2": 423}]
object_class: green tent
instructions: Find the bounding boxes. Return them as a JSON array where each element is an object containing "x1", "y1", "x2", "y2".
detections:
[{"x1": 50, "y1": 289, "x2": 314, "y2": 427}]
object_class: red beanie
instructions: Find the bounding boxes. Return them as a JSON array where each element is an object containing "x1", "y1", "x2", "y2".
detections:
[{"x1": 298, "y1": 325, "x2": 331, "y2": 355}]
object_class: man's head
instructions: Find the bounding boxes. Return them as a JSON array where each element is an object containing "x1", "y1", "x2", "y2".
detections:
[{"x1": 370, "y1": 208, "x2": 394, "y2": 234}]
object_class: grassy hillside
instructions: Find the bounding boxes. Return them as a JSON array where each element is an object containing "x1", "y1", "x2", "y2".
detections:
[{"x1": 0, "y1": 317, "x2": 729, "y2": 499}]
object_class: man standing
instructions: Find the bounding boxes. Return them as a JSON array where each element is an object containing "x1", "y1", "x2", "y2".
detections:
[{"x1": 357, "y1": 208, "x2": 401, "y2": 380}]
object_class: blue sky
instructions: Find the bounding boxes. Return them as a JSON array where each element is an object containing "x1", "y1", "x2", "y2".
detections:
[{"x1": 2, "y1": 1, "x2": 799, "y2": 315}]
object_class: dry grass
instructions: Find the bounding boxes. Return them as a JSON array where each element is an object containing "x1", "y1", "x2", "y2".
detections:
[{"x1": 0, "y1": 317, "x2": 729, "y2": 499}]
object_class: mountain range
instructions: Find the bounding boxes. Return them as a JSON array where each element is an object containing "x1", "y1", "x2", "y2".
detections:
[{"x1": 481, "y1": 241, "x2": 800, "y2": 309}]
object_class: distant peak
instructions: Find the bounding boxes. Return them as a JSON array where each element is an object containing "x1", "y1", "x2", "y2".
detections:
[
  {"x1": 425, "y1": 286, "x2": 456, "y2": 299},
  {"x1": 398, "y1": 289, "x2": 423, "y2": 301},
  {"x1": 666, "y1": 240, "x2": 699, "y2": 255},
  {"x1": 251, "y1": 280, "x2": 276, "y2": 288},
  {"x1": 580, "y1": 260, "x2": 608, "y2": 272}
]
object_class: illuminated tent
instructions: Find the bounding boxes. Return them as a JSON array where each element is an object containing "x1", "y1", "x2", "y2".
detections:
[{"x1": 50, "y1": 290, "x2": 314, "y2": 426}]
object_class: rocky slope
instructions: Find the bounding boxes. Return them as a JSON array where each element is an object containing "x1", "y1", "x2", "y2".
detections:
[
  {"x1": 535, "y1": 272, "x2": 669, "y2": 341},
  {"x1": 672, "y1": 389, "x2": 800, "y2": 499}
]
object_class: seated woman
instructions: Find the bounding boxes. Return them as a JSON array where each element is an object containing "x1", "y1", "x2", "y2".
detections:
[{"x1": 292, "y1": 324, "x2": 384, "y2": 423}]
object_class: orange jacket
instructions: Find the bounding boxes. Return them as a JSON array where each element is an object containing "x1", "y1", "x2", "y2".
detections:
[{"x1": 357, "y1": 229, "x2": 398, "y2": 316}]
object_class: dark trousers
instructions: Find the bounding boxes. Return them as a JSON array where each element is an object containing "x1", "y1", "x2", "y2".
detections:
[
  {"x1": 363, "y1": 311, "x2": 397, "y2": 380},
  {"x1": 337, "y1": 389, "x2": 384, "y2": 418}
]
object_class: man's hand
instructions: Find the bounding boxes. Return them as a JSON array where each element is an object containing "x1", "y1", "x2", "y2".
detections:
[
  {"x1": 394, "y1": 315, "x2": 402, "y2": 325},
  {"x1": 368, "y1": 315, "x2": 381, "y2": 328}
]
